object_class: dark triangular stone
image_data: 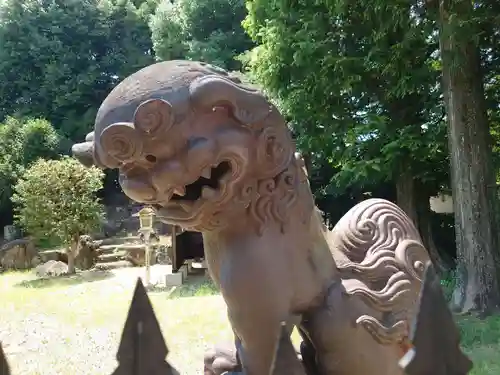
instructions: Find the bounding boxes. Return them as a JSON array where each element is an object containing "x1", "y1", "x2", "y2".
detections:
[
  {"x1": 112, "y1": 278, "x2": 177, "y2": 375},
  {"x1": 399, "y1": 262, "x2": 473, "y2": 375},
  {"x1": 0, "y1": 342, "x2": 11, "y2": 375}
]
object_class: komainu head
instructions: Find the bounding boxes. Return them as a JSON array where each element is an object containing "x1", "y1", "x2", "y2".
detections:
[{"x1": 72, "y1": 60, "x2": 299, "y2": 232}]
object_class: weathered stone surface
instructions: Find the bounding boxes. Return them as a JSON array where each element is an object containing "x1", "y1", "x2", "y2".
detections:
[
  {"x1": 204, "y1": 342, "x2": 241, "y2": 375},
  {"x1": 34, "y1": 260, "x2": 68, "y2": 277},
  {"x1": 39, "y1": 250, "x2": 68, "y2": 264},
  {"x1": 99, "y1": 236, "x2": 141, "y2": 246},
  {"x1": 94, "y1": 238, "x2": 160, "y2": 268},
  {"x1": 122, "y1": 244, "x2": 156, "y2": 267},
  {"x1": 0, "y1": 238, "x2": 41, "y2": 270},
  {"x1": 71, "y1": 60, "x2": 454, "y2": 375},
  {"x1": 74, "y1": 235, "x2": 102, "y2": 270}
]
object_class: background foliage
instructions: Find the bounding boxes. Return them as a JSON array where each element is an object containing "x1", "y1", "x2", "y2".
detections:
[
  {"x1": 12, "y1": 157, "x2": 104, "y2": 262},
  {"x1": 0, "y1": 0, "x2": 498, "y2": 308}
]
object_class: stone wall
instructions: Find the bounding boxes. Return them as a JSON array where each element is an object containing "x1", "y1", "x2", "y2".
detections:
[{"x1": 0, "y1": 238, "x2": 41, "y2": 271}]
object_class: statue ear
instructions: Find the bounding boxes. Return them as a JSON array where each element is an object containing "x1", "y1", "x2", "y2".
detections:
[
  {"x1": 99, "y1": 122, "x2": 143, "y2": 164},
  {"x1": 133, "y1": 98, "x2": 174, "y2": 138},
  {"x1": 190, "y1": 75, "x2": 294, "y2": 178}
]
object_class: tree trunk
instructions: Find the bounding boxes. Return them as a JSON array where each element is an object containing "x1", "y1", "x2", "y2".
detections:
[
  {"x1": 396, "y1": 169, "x2": 448, "y2": 274},
  {"x1": 415, "y1": 192, "x2": 450, "y2": 274},
  {"x1": 396, "y1": 168, "x2": 418, "y2": 225},
  {"x1": 67, "y1": 238, "x2": 77, "y2": 274},
  {"x1": 438, "y1": 0, "x2": 500, "y2": 314}
]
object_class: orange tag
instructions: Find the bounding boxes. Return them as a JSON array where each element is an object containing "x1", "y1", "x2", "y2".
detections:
[{"x1": 398, "y1": 337, "x2": 414, "y2": 357}]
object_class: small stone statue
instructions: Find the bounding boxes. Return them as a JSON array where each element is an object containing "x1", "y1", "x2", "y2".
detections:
[
  {"x1": 71, "y1": 60, "x2": 446, "y2": 375},
  {"x1": 203, "y1": 343, "x2": 241, "y2": 375},
  {"x1": 75, "y1": 234, "x2": 102, "y2": 270}
]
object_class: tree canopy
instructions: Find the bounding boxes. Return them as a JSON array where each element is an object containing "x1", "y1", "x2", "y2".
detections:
[
  {"x1": 150, "y1": 0, "x2": 253, "y2": 70},
  {"x1": 0, "y1": 0, "x2": 155, "y2": 141},
  {"x1": 242, "y1": 0, "x2": 500, "y2": 311},
  {"x1": 12, "y1": 156, "x2": 104, "y2": 273},
  {"x1": 0, "y1": 116, "x2": 62, "y2": 227}
]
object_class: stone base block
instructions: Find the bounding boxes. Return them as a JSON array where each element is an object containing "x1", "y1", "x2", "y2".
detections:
[
  {"x1": 165, "y1": 271, "x2": 184, "y2": 286},
  {"x1": 180, "y1": 264, "x2": 189, "y2": 279}
]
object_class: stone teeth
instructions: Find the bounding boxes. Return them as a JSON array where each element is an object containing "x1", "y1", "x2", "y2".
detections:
[
  {"x1": 201, "y1": 167, "x2": 211, "y2": 179},
  {"x1": 174, "y1": 186, "x2": 186, "y2": 196},
  {"x1": 201, "y1": 186, "x2": 217, "y2": 200},
  {"x1": 163, "y1": 190, "x2": 174, "y2": 202}
]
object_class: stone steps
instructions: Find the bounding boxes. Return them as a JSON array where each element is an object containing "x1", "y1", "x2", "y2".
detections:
[
  {"x1": 99, "y1": 236, "x2": 140, "y2": 246},
  {"x1": 117, "y1": 244, "x2": 146, "y2": 251},
  {"x1": 95, "y1": 236, "x2": 148, "y2": 268},
  {"x1": 97, "y1": 251, "x2": 129, "y2": 263},
  {"x1": 94, "y1": 260, "x2": 134, "y2": 270},
  {"x1": 97, "y1": 245, "x2": 119, "y2": 255}
]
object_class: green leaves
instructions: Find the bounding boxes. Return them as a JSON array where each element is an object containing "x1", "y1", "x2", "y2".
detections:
[
  {"x1": 0, "y1": 0, "x2": 155, "y2": 141},
  {"x1": 12, "y1": 156, "x2": 105, "y2": 246},
  {"x1": 243, "y1": 0, "x2": 449, "y2": 198},
  {"x1": 0, "y1": 116, "x2": 62, "y2": 222},
  {"x1": 150, "y1": 0, "x2": 253, "y2": 71}
]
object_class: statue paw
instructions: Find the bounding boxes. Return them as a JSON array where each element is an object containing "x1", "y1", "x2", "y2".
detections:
[{"x1": 204, "y1": 343, "x2": 242, "y2": 375}]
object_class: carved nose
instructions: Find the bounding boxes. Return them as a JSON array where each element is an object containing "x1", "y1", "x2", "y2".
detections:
[
  {"x1": 151, "y1": 160, "x2": 186, "y2": 192},
  {"x1": 119, "y1": 174, "x2": 158, "y2": 203},
  {"x1": 71, "y1": 141, "x2": 95, "y2": 167}
]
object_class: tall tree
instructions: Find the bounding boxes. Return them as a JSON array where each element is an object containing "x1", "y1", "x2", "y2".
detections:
[
  {"x1": 436, "y1": 0, "x2": 500, "y2": 313},
  {"x1": 12, "y1": 157, "x2": 104, "y2": 274},
  {"x1": 0, "y1": 0, "x2": 154, "y2": 141},
  {"x1": 479, "y1": 1, "x2": 500, "y2": 177},
  {"x1": 243, "y1": 0, "x2": 449, "y2": 269},
  {"x1": 150, "y1": 0, "x2": 253, "y2": 70},
  {"x1": 0, "y1": 117, "x2": 62, "y2": 228}
]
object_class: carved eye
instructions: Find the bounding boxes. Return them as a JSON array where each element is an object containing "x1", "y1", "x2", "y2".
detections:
[{"x1": 145, "y1": 154, "x2": 157, "y2": 163}]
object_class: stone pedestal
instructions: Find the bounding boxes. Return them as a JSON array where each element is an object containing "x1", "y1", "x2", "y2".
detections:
[
  {"x1": 180, "y1": 264, "x2": 188, "y2": 280},
  {"x1": 187, "y1": 259, "x2": 194, "y2": 273},
  {"x1": 165, "y1": 271, "x2": 184, "y2": 286}
]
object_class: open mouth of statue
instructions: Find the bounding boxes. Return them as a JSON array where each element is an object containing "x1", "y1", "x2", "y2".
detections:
[{"x1": 170, "y1": 161, "x2": 232, "y2": 203}]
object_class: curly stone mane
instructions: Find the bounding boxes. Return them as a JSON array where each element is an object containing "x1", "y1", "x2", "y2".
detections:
[
  {"x1": 331, "y1": 199, "x2": 428, "y2": 344},
  {"x1": 186, "y1": 71, "x2": 313, "y2": 233}
]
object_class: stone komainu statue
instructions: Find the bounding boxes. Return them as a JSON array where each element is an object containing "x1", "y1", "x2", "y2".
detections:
[{"x1": 72, "y1": 60, "x2": 430, "y2": 375}]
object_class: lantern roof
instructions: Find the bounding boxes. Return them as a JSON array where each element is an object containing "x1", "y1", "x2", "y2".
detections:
[{"x1": 133, "y1": 206, "x2": 156, "y2": 217}]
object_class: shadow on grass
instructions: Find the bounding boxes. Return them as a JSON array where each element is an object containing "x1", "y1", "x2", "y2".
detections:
[
  {"x1": 458, "y1": 314, "x2": 500, "y2": 347},
  {"x1": 14, "y1": 269, "x2": 115, "y2": 289},
  {"x1": 457, "y1": 314, "x2": 500, "y2": 375},
  {"x1": 168, "y1": 276, "x2": 219, "y2": 298},
  {"x1": 147, "y1": 270, "x2": 219, "y2": 298}
]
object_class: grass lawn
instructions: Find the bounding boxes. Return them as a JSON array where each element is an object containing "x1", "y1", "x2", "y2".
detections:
[
  {"x1": 0, "y1": 268, "x2": 499, "y2": 375},
  {"x1": 0, "y1": 268, "x2": 233, "y2": 375},
  {"x1": 459, "y1": 315, "x2": 500, "y2": 374}
]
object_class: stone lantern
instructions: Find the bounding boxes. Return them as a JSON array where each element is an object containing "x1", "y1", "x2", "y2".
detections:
[{"x1": 137, "y1": 206, "x2": 156, "y2": 287}]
